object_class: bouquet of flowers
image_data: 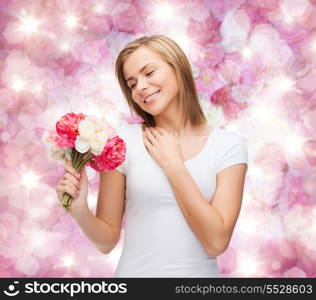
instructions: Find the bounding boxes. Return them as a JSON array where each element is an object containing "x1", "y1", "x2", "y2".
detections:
[{"x1": 42, "y1": 112, "x2": 126, "y2": 211}]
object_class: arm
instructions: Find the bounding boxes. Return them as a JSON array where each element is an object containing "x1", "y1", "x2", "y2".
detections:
[
  {"x1": 73, "y1": 169, "x2": 126, "y2": 254},
  {"x1": 73, "y1": 207, "x2": 119, "y2": 254},
  {"x1": 163, "y1": 161, "x2": 247, "y2": 257}
]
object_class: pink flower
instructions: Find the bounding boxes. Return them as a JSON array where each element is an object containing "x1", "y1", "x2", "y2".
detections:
[
  {"x1": 187, "y1": 12, "x2": 221, "y2": 45},
  {"x1": 218, "y1": 58, "x2": 242, "y2": 85},
  {"x1": 275, "y1": 25, "x2": 309, "y2": 45},
  {"x1": 217, "y1": 247, "x2": 237, "y2": 276},
  {"x1": 196, "y1": 68, "x2": 224, "y2": 99},
  {"x1": 302, "y1": 105, "x2": 316, "y2": 137},
  {"x1": 300, "y1": 30, "x2": 316, "y2": 66},
  {"x1": 56, "y1": 113, "x2": 85, "y2": 147},
  {"x1": 72, "y1": 40, "x2": 107, "y2": 65},
  {"x1": 280, "y1": 172, "x2": 309, "y2": 209},
  {"x1": 193, "y1": 44, "x2": 225, "y2": 68},
  {"x1": 205, "y1": 0, "x2": 246, "y2": 21},
  {"x1": 302, "y1": 169, "x2": 316, "y2": 199},
  {"x1": 83, "y1": 15, "x2": 112, "y2": 37},
  {"x1": 54, "y1": 53, "x2": 81, "y2": 77},
  {"x1": 88, "y1": 136, "x2": 126, "y2": 172},
  {"x1": 112, "y1": 4, "x2": 144, "y2": 33},
  {"x1": 240, "y1": 3, "x2": 270, "y2": 25},
  {"x1": 239, "y1": 56, "x2": 265, "y2": 86},
  {"x1": 254, "y1": 142, "x2": 287, "y2": 173},
  {"x1": 296, "y1": 68, "x2": 316, "y2": 92},
  {"x1": 247, "y1": 0, "x2": 280, "y2": 10},
  {"x1": 210, "y1": 86, "x2": 247, "y2": 120},
  {"x1": 283, "y1": 266, "x2": 306, "y2": 278},
  {"x1": 258, "y1": 239, "x2": 298, "y2": 277},
  {"x1": 42, "y1": 128, "x2": 73, "y2": 148}
]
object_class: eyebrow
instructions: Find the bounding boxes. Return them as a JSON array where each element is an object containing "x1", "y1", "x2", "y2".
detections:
[{"x1": 126, "y1": 63, "x2": 155, "y2": 82}]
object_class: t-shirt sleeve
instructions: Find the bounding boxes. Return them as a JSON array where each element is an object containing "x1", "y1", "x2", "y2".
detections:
[
  {"x1": 114, "y1": 124, "x2": 129, "y2": 175},
  {"x1": 215, "y1": 132, "x2": 248, "y2": 174}
]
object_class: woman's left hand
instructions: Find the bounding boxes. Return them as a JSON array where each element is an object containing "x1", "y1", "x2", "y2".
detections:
[{"x1": 142, "y1": 126, "x2": 184, "y2": 170}]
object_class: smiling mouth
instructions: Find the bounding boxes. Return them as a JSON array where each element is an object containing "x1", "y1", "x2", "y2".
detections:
[{"x1": 144, "y1": 90, "x2": 160, "y2": 103}]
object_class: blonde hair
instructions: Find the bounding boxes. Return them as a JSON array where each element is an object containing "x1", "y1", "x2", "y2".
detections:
[{"x1": 115, "y1": 34, "x2": 207, "y2": 129}]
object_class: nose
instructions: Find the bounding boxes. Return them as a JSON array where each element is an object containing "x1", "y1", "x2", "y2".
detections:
[{"x1": 136, "y1": 77, "x2": 148, "y2": 93}]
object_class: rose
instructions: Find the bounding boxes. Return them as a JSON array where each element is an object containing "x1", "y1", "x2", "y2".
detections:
[
  {"x1": 88, "y1": 136, "x2": 126, "y2": 172},
  {"x1": 56, "y1": 113, "x2": 85, "y2": 147}
]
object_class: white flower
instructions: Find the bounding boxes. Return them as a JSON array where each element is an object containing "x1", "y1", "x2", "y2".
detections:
[
  {"x1": 78, "y1": 118, "x2": 98, "y2": 140},
  {"x1": 75, "y1": 136, "x2": 90, "y2": 153},
  {"x1": 50, "y1": 147, "x2": 72, "y2": 161},
  {"x1": 90, "y1": 129, "x2": 109, "y2": 155},
  {"x1": 77, "y1": 116, "x2": 109, "y2": 155}
]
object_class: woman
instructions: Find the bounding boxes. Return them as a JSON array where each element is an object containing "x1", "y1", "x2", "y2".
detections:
[{"x1": 56, "y1": 34, "x2": 248, "y2": 277}]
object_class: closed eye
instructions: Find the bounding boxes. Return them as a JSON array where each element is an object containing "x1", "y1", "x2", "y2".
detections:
[
  {"x1": 146, "y1": 70, "x2": 154, "y2": 76},
  {"x1": 129, "y1": 70, "x2": 155, "y2": 89}
]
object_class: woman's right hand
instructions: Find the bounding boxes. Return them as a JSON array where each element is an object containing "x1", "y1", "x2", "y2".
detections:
[{"x1": 56, "y1": 159, "x2": 89, "y2": 217}]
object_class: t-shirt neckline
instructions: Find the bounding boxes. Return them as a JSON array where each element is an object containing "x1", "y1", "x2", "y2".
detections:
[{"x1": 183, "y1": 126, "x2": 219, "y2": 164}]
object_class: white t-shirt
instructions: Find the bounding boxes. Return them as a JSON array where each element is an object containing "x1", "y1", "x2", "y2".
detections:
[{"x1": 113, "y1": 123, "x2": 248, "y2": 277}]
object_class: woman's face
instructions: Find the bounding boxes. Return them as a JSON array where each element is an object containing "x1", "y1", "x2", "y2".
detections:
[{"x1": 123, "y1": 46, "x2": 179, "y2": 115}]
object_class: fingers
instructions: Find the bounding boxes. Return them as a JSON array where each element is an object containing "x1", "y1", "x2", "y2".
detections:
[
  {"x1": 63, "y1": 173, "x2": 80, "y2": 190},
  {"x1": 62, "y1": 176, "x2": 80, "y2": 193},
  {"x1": 144, "y1": 127, "x2": 159, "y2": 144},
  {"x1": 56, "y1": 182, "x2": 79, "y2": 199},
  {"x1": 155, "y1": 127, "x2": 165, "y2": 135},
  {"x1": 54, "y1": 160, "x2": 82, "y2": 202},
  {"x1": 150, "y1": 127, "x2": 163, "y2": 138},
  {"x1": 64, "y1": 160, "x2": 81, "y2": 180}
]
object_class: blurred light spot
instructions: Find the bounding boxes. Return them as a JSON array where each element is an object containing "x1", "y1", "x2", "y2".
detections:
[
  {"x1": 253, "y1": 106, "x2": 272, "y2": 123},
  {"x1": 248, "y1": 166, "x2": 264, "y2": 178},
  {"x1": 65, "y1": 14, "x2": 78, "y2": 28},
  {"x1": 21, "y1": 171, "x2": 41, "y2": 189},
  {"x1": 241, "y1": 47, "x2": 253, "y2": 59},
  {"x1": 269, "y1": 75, "x2": 295, "y2": 93},
  {"x1": 173, "y1": 34, "x2": 193, "y2": 53},
  {"x1": 151, "y1": 2, "x2": 175, "y2": 21},
  {"x1": 60, "y1": 42, "x2": 71, "y2": 52},
  {"x1": 20, "y1": 16, "x2": 41, "y2": 35},
  {"x1": 62, "y1": 255, "x2": 75, "y2": 267},
  {"x1": 239, "y1": 217, "x2": 257, "y2": 235},
  {"x1": 237, "y1": 256, "x2": 261, "y2": 277},
  {"x1": 284, "y1": 134, "x2": 304, "y2": 154},
  {"x1": 30, "y1": 230, "x2": 47, "y2": 247},
  {"x1": 11, "y1": 78, "x2": 26, "y2": 91},
  {"x1": 93, "y1": 4, "x2": 104, "y2": 13}
]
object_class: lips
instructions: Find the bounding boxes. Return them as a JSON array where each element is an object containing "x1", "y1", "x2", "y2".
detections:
[{"x1": 143, "y1": 90, "x2": 160, "y2": 103}]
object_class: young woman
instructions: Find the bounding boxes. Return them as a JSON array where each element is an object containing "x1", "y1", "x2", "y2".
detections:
[{"x1": 56, "y1": 34, "x2": 248, "y2": 278}]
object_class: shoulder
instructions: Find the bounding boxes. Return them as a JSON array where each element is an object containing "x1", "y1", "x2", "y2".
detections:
[
  {"x1": 213, "y1": 126, "x2": 248, "y2": 173},
  {"x1": 214, "y1": 126, "x2": 247, "y2": 149}
]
